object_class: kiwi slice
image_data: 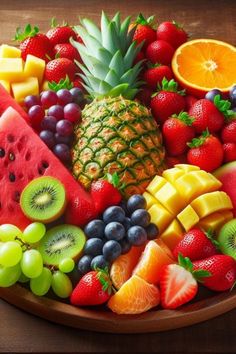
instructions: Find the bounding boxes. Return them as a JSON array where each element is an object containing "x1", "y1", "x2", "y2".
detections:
[
  {"x1": 218, "y1": 219, "x2": 236, "y2": 260},
  {"x1": 20, "y1": 176, "x2": 67, "y2": 223},
  {"x1": 38, "y1": 224, "x2": 86, "y2": 266}
]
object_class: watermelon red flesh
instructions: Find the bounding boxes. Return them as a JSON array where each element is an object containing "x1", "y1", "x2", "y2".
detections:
[
  {"x1": 214, "y1": 161, "x2": 236, "y2": 216},
  {"x1": 0, "y1": 84, "x2": 30, "y2": 123},
  {"x1": 0, "y1": 107, "x2": 96, "y2": 230}
]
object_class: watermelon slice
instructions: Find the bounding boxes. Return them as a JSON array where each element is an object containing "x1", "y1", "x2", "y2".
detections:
[
  {"x1": 0, "y1": 84, "x2": 29, "y2": 123},
  {"x1": 0, "y1": 107, "x2": 96, "y2": 229},
  {"x1": 214, "y1": 162, "x2": 236, "y2": 216}
]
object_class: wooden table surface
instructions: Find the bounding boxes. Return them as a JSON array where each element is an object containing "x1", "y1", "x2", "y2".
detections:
[{"x1": 0, "y1": 0, "x2": 236, "y2": 353}]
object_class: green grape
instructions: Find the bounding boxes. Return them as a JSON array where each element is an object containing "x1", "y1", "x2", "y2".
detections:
[
  {"x1": 0, "y1": 224, "x2": 23, "y2": 242},
  {"x1": 58, "y1": 258, "x2": 75, "y2": 273},
  {"x1": 18, "y1": 272, "x2": 29, "y2": 283},
  {"x1": 30, "y1": 267, "x2": 52, "y2": 296},
  {"x1": 0, "y1": 263, "x2": 21, "y2": 287},
  {"x1": 20, "y1": 249, "x2": 43, "y2": 278},
  {"x1": 0, "y1": 241, "x2": 22, "y2": 267},
  {"x1": 51, "y1": 270, "x2": 73, "y2": 298},
  {"x1": 23, "y1": 222, "x2": 46, "y2": 244}
]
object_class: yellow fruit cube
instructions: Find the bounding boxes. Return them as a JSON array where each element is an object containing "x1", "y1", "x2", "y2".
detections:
[
  {"x1": 0, "y1": 80, "x2": 10, "y2": 93},
  {"x1": 177, "y1": 205, "x2": 199, "y2": 231},
  {"x1": 148, "y1": 203, "x2": 174, "y2": 234},
  {"x1": 154, "y1": 181, "x2": 184, "y2": 214},
  {"x1": 174, "y1": 172, "x2": 205, "y2": 203},
  {"x1": 146, "y1": 175, "x2": 166, "y2": 196},
  {"x1": 198, "y1": 212, "x2": 226, "y2": 232},
  {"x1": 0, "y1": 58, "x2": 24, "y2": 82},
  {"x1": 0, "y1": 44, "x2": 21, "y2": 58},
  {"x1": 160, "y1": 219, "x2": 184, "y2": 250},
  {"x1": 42, "y1": 80, "x2": 49, "y2": 91},
  {"x1": 143, "y1": 192, "x2": 158, "y2": 209},
  {"x1": 175, "y1": 164, "x2": 200, "y2": 172},
  {"x1": 24, "y1": 55, "x2": 45, "y2": 84},
  {"x1": 191, "y1": 191, "x2": 233, "y2": 219},
  {"x1": 162, "y1": 167, "x2": 184, "y2": 183},
  {"x1": 190, "y1": 170, "x2": 222, "y2": 192},
  {"x1": 11, "y1": 77, "x2": 39, "y2": 104}
]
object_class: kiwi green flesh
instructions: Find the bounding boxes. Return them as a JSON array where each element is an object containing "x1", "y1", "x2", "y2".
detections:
[
  {"x1": 218, "y1": 219, "x2": 236, "y2": 260},
  {"x1": 38, "y1": 224, "x2": 86, "y2": 266},
  {"x1": 20, "y1": 176, "x2": 67, "y2": 223}
]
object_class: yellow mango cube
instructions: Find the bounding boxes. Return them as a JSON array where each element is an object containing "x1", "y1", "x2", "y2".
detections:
[
  {"x1": 146, "y1": 175, "x2": 166, "y2": 196},
  {"x1": 175, "y1": 164, "x2": 200, "y2": 172},
  {"x1": 143, "y1": 192, "x2": 159, "y2": 209},
  {"x1": 162, "y1": 167, "x2": 184, "y2": 183},
  {"x1": 155, "y1": 181, "x2": 184, "y2": 214},
  {"x1": 42, "y1": 80, "x2": 49, "y2": 91},
  {"x1": 0, "y1": 44, "x2": 21, "y2": 58},
  {"x1": 174, "y1": 172, "x2": 205, "y2": 203},
  {"x1": 24, "y1": 55, "x2": 45, "y2": 84},
  {"x1": 189, "y1": 170, "x2": 222, "y2": 192},
  {"x1": 0, "y1": 58, "x2": 24, "y2": 82},
  {"x1": 177, "y1": 205, "x2": 199, "y2": 231},
  {"x1": 11, "y1": 77, "x2": 39, "y2": 104},
  {"x1": 191, "y1": 191, "x2": 233, "y2": 219},
  {"x1": 0, "y1": 80, "x2": 10, "y2": 93},
  {"x1": 198, "y1": 212, "x2": 226, "y2": 232},
  {"x1": 160, "y1": 219, "x2": 184, "y2": 250},
  {"x1": 148, "y1": 203, "x2": 174, "y2": 234}
]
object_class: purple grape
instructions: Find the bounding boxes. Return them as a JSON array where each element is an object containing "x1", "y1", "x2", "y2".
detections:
[
  {"x1": 28, "y1": 105, "x2": 45, "y2": 130},
  {"x1": 57, "y1": 89, "x2": 73, "y2": 106},
  {"x1": 47, "y1": 105, "x2": 64, "y2": 121},
  {"x1": 40, "y1": 90, "x2": 58, "y2": 108},
  {"x1": 55, "y1": 133, "x2": 71, "y2": 145},
  {"x1": 232, "y1": 107, "x2": 236, "y2": 113},
  {"x1": 229, "y1": 86, "x2": 236, "y2": 107},
  {"x1": 64, "y1": 103, "x2": 81, "y2": 123},
  {"x1": 39, "y1": 130, "x2": 56, "y2": 149},
  {"x1": 53, "y1": 144, "x2": 70, "y2": 162},
  {"x1": 56, "y1": 119, "x2": 73, "y2": 137},
  {"x1": 205, "y1": 89, "x2": 222, "y2": 102},
  {"x1": 70, "y1": 87, "x2": 84, "y2": 104},
  {"x1": 24, "y1": 95, "x2": 41, "y2": 109},
  {"x1": 41, "y1": 116, "x2": 57, "y2": 132}
]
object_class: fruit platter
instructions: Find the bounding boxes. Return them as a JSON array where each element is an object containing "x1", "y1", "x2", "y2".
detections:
[{"x1": 0, "y1": 12, "x2": 236, "y2": 333}]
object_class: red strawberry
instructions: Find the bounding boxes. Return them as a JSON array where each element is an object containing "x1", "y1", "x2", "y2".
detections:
[
  {"x1": 151, "y1": 78, "x2": 186, "y2": 124},
  {"x1": 187, "y1": 130, "x2": 224, "y2": 172},
  {"x1": 146, "y1": 40, "x2": 175, "y2": 65},
  {"x1": 156, "y1": 21, "x2": 188, "y2": 49},
  {"x1": 221, "y1": 120, "x2": 236, "y2": 143},
  {"x1": 143, "y1": 64, "x2": 173, "y2": 90},
  {"x1": 70, "y1": 269, "x2": 112, "y2": 306},
  {"x1": 132, "y1": 14, "x2": 156, "y2": 50},
  {"x1": 185, "y1": 95, "x2": 198, "y2": 110},
  {"x1": 166, "y1": 154, "x2": 187, "y2": 168},
  {"x1": 173, "y1": 228, "x2": 218, "y2": 261},
  {"x1": 15, "y1": 24, "x2": 54, "y2": 62},
  {"x1": 45, "y1": 58, "x2": 77, "y2": 83},
  {"x1": 193, "y1": 255, "x2": 236, "y2": 291},
  {"x1": 133, "y1": 51, "x2": 145, "y2": 65},
  {"x1": 136, "y1": 86, "x2": 153, "y2": 107},
  {"x1": 46, "y1": 18, "x2": 77, "y2": 46},
  {"x1": 90, "y1": 173, "x2": 122, "y2": 215},
  {"x1": 65, "y1": 195, "x2": 97, "y2": 227},
  {"x1": 54, "y1": 43, "x2": 81, "y2": 62},
  {"x1": 72, "y1": 78, "x2": 84, "y2": 90},
  {"x1": 162, "y1": 111, "x2": 195, "y2": 156},
  {"x1": 223, "y1": 143, "x2": 236, "y2": 163}
]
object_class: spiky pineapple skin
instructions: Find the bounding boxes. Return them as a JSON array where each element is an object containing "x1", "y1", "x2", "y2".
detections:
[{"x1": 72, "y1": 96, "x2": 165, "y2": 198}]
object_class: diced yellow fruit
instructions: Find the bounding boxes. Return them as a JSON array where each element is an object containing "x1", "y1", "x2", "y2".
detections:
[
  {"x1": 155, "y1": 181, "x2": 184, "y2": 214},
  {"x1": 0, "y1": 80, "x2": 10, "y2": 93},
  {"x1": 162, "y1": 167, "x2": 184, "y2": 183},
  {"x1": 11, "y1": 77, "x2": 39, "y2": 104},
  {"x1": 146, "y1": 175, "x2": 166, "y2": 196},
  {"x1": 143, "y1": 192, "x2": 158, "y2": 209},
  {"x1": 160, "y1": 219, "x2": 184, "y2": 250},
  {"x1": 24, "y1": 55, "x2": 45, "y2": 84},
  {"x1": 42, "y1": 80, "x2": 49, "y2": 91},
  {"x1": 191, "y1": 191, "x2": 233, "y2": 219},
  {"x1": 174, "y1": 172, "x2": 205, "y2": 203},
  {"x1": 148, "y1": 203, "x2": 174, "y2": 234},
  {"x1": 198, "y1": 212, "x2": 226, "y2": 232},
  {"x1": 177, "y1": 205, "x2": 199, "y2": 231},
  {"x1": 190, "y1": 170, "x2": 222, "y2": 192},
  {"x1": 0, "y1": 44, "x2": 21, "y2": 58},
  {"x1": 175, "y1": 164, "x2": 200, "y2": 172},
  {"x1": 0, "y1": 58, "x2": 24, "y2": 82}
]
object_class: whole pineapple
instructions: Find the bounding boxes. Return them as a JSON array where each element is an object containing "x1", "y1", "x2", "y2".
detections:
[{"x1": 71, "y1": 12, "x2": 165, "y2": 198}]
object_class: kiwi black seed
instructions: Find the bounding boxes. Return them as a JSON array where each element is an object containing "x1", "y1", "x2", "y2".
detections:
[
  {"x1": 218, "y1": 219, "x2": 236, "y2": 260},
  {"x1": 20, "y1": 176, "x2": 67, "y2": 223},
  {"x1": 38, "y1": 224, "x2": 86, "y2": 266}
]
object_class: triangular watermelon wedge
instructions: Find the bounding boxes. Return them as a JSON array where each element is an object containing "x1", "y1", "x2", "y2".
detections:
[{"x1": 0, "y1": 107, "x2": 96, "y2": 230}]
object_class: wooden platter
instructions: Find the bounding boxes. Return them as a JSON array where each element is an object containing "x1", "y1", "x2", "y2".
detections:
[{"x1": 0, "y1": 284, "x2": 235, "y2": 333}]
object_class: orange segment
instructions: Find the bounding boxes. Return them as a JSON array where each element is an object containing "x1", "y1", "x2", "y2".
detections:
[
  {"x1": 107, "y1": 275, "x2": 160, "y2": 314},
  {"x1": 132, "y1": 240, "x2": 175, "y2": 285},
  {"x1": 110, "y1": 245, "x2": 145, "y2": 289},
  {"x1": 172, "y1": 39, "x2": 236, "y2": 97}
]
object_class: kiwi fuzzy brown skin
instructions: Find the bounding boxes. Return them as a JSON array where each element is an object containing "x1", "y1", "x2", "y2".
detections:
[{"x1": 218, "y1": 219, "x2": 236, "y2": 260}]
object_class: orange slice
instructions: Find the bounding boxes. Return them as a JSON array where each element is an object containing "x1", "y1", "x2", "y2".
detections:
[
  {"x1": 107, "y1": 275, "x2": 160, "y2": 314},
  {"x1": 172, "y1": 39, "x2": 236, "y2": 97}
]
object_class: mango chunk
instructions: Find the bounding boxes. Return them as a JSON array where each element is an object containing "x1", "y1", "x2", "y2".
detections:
[
  {"x1": 175, "y1": 164, "x2": 200, "y2": 172},
  {"x1": 189, "y1": 170, "x2": 222, "y2": 192},
  {"x1": 191, "y1": 191, "x2": 233, "y2": 219},
  {"x1": 160, "y1": 219, "x2": 184, "y2": 250},
  {"x1": 154, "y1": 181, "x2": 184, "y2": 215},
  {"x1": 143, "y1": 192, "x2": 159, "y2": 209},
  {"x1": 24, "y1": 54, "x2": 45, "y2": 84},
  {"x1": 162, "y1": 167, "x2": 185, "y2": 183},
  {"x1": 222, "y1": 210, "x2": 234, "y2": 222},
  {"x1": 11, "y1": 77, "x2": 39, "y2": 104},
  {"x1": 148, "y1": 203, "x2": 174, "y2": 234},
  {"x1": 0, "y1": 58, "x2": 24, "y2": 82},
  {"x1": 0, "y1": 44, "x2": 21, "y2": 58},
  {"x1": 174, "y1": 172, "x2": 205, "y2": 203},
  {"x1": 146, "y1": 175, "x2": 166, "y2": 196},
  {"x1": 177, "y1": 205, "x2": 199, "y2": 231},
  {"x1": 198, "y1": 211, "x2": 233, "y2": 233},
  {"x1": 0, "y1": 80, "x2": 10, "y2": 93}
]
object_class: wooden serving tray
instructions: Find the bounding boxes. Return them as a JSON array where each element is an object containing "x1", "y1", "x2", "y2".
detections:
[{"x1": 0, "y1": 284, "x2": 235, "y2": 333}]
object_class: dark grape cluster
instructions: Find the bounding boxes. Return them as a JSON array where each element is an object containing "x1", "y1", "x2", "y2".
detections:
[
  {"x1": 24, "y1": 87, "x2": 85, "y2": 164},
  {"x1": 205, "y1": 86, "x2": 236, "y2": 110},
  {"x1": 77, "y1": 194, "x2": 159, "y2": 274}
]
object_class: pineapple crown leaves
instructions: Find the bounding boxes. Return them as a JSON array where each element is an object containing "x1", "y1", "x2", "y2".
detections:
[
  {"x1": 14, "y1": 24, "x2": 39, "y2": 41},
  {"x1": 178, "y1": 254, "x2": 211, "y2": 283},
  {"x1": 135, "y1": 13, "x2": 156, "y2": 28},
  {"x1": 187, "y1": 128, "x2": 210, "y2": 148},
  {"x1": 171, "y1": 111, "x2": 195, "y2": 125},
  {"x1": 153, "y1": 78, "x2": 186, "y2": 97},
  {"x1": 213, "y1": 94, "x2": 235, "y2": 121},
  {"x1": 48, "y1": 76, "x2": 73, "y2": 91},
  {"x1": 94, "y1": 266, "x2": 114, "y2": 295}
]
